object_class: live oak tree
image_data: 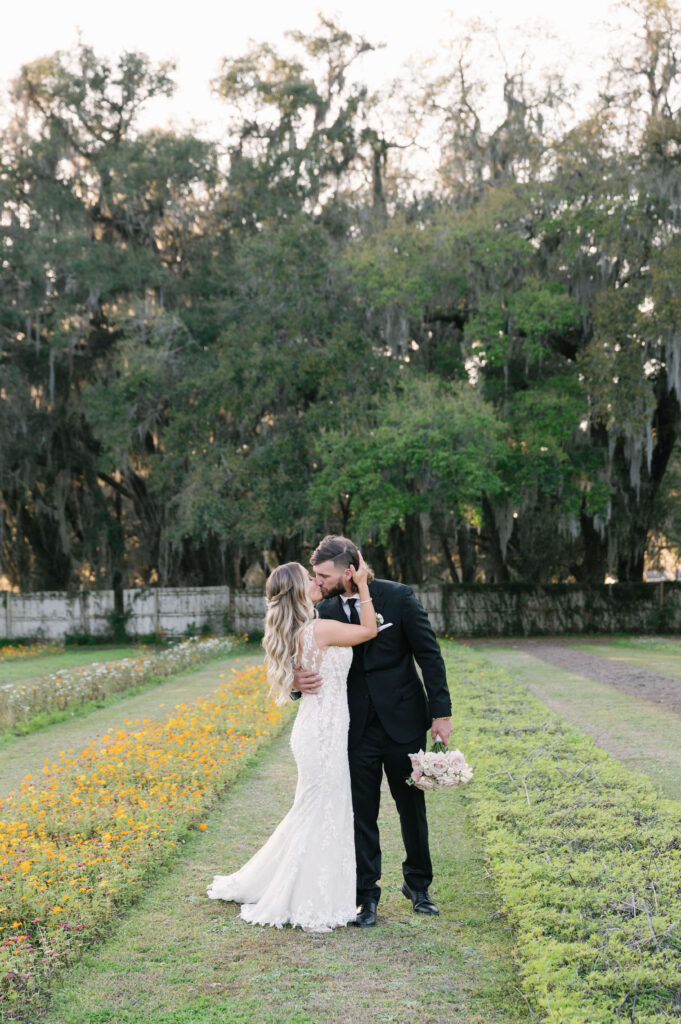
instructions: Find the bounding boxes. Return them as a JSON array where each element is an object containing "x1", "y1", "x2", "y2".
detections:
[
  {"x1": 0, "y1": 45, "x2": 218, "y2": 601},
  {"x1": 308, "y1": 377, "x2": 506, "y2": 582},
  {"x1": 213, "y1": 15, "x2": 386, "y2": 225},
  {"x1": 342, "y1": 0, "x2": 681, "y2": 582},
  {"x1": 538, "y1": 0, "x2": 681, "y2": 580},
  {"x1": 3, "y1": 4, "x2": 681, "y2": 596}
]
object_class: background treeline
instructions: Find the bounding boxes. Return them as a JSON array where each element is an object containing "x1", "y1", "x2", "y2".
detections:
[{"x1": 2, "y1": 0, "x2": 681, "y2": 596}]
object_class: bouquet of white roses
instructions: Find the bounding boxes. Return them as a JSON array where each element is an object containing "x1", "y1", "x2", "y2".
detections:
[{"x1": 406, "y1": 738, "x2": 473, "y2": 791}]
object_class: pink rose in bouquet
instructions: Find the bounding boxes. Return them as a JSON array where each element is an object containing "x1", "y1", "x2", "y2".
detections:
[
  {"x1": 414, "y1": 773, "x2": 436, "y2": 790},
  {"x1": 406, "y1": 741, "x2": 473, "y2": 791},
  {"x1": 423, "y1": 751, "x2": 450, "y2": 777}
]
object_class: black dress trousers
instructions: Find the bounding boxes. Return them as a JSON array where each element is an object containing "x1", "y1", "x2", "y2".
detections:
[{"x1": 348, "y1": 704, "x2": 432, "y2": 905}]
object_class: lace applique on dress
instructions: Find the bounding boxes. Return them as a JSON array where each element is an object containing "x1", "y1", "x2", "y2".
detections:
[{"x1": 206, "y1": 620, "x2": 356, "y2": 932}]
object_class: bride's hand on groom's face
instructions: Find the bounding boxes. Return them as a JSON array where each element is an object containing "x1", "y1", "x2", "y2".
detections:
[
  {"x1": 293, "y1": 668, "x2": 323, "y2": 694},
  {"x1": 349, "y1": 551, "x2": 369, "y2": 588}
]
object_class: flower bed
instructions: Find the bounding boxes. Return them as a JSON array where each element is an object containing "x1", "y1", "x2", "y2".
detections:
[
  {"x1": 0, "y1": 645, "x2": 62, "y2": 664},
  {"x1": 0, "y1": 661, "x2": 286, "y2": 1019},
  {"x1": 0, "y1": 636, "x2": 238, "y2": 732},
  {"x1": 445, "y1": 644, "x2": 681, "y2": 1024}
]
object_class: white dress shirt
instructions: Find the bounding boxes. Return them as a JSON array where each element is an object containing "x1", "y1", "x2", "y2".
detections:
[{"x1": 340, "y1": 593, "x2": 359, "y2": 621}]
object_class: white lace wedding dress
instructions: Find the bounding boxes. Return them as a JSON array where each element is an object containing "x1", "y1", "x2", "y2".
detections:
[{"x1": 206, "y1": 621, "x2": 356, "y2": 932}]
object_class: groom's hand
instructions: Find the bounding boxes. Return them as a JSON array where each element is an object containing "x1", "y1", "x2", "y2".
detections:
[
  {"x1": 431, "y1": 717, "x2": 453, "y2": 745},
  {"x1": 293, "y1": 668, "x2": 323, "y2": 694}
]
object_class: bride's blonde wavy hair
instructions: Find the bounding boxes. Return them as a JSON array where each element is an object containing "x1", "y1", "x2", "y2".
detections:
[{"x1": 262, "y1": 562, "x2": 314, "y2": 706}]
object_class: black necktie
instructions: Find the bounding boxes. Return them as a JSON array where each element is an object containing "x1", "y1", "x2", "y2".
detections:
[{"x1": 348, "y1": 598, "x2": 360, "y2": 625}]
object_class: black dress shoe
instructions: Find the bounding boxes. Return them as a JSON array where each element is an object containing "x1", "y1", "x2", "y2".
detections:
[
  {"x1": 351, "y1": 900, "x2": 378, "y2": 927},
  {"x1": 401, "y1": 882, "x2": 439, "y2": 915}
]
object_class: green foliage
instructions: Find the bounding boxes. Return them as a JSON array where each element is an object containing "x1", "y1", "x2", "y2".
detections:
[
  {"x1": 445, "y1": 643, "x2": 681, "y2": 1022},
  {"x1": 106, "y1": 609, "x2": 132, "y2": 643},
  {"x1": 310, "y1": 377, "x2": 505, "y2": 540},
  {"x1": 213, "y1": 16, "x2": 377, "y2": 223},
  {"x1": 345, "y1": 214, "x2": 450, "y2": 315},
  {"x1": 5, "y1": 6, "x2": 681, "y2": 590}
]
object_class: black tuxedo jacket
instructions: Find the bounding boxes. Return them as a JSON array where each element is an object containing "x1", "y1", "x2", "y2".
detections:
[{"x1": 317, "y1": 579, "x2": 451, "y2": 748}]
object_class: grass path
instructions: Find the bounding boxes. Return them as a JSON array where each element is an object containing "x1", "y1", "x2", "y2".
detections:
[
  {"x1": 0, "y1": 647, "x2": 142, "y2": 687},
  {"x1": 44, "y1": 723, "x2": 528, "y2": 1024},
  {"x1": 0, "y1": 651, "x2": 259, "y2": 798},
  {"x1": 506, "y1": 640, "x2": 681, "y2": 714},
  {"x1": 475, "y1": 644, "x2": 681, "y2": 801},
  {"x1": 570, "y1": 639, "x2": 681, "y2": 679}
]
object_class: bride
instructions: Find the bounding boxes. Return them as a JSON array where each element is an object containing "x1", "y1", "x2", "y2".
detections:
[{"x1": 206, "y1": 553, "x2": 377, "y2": 932}]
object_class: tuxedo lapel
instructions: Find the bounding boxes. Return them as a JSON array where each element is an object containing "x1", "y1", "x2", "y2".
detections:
[
  {"x1": 362, "y1": 581, "x2": 399, "y2": 662},
  {"x1": 368, "y1": 581, "x2": 384, "y2": 618}
]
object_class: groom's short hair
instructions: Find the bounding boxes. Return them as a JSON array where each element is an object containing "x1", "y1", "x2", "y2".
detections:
[{"x1": 310, "y1": 535, "x2": 359, "y2": 570}]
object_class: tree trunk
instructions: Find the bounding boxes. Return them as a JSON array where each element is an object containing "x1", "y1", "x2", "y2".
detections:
[
  {"x1": 110, "y1": 487, "x2": 127, "y2": 639},
  {"x1": 363, "y1": 541, "x2": 390, "y2": 581},
  {"x1": 388, "y1": 513, "x2": 424, "y2": 583},
  {"x1": 271, "y1": 532, "x2": 304, "y2": 567},
  {"x1": 612, "y1": 390, "x2": 679, "y2": 581},
  {"x1": 457, "y1": 523, "x2": 477, "y2": 583},
  {"x1": 442, "y1": 533, "x2": 460, "y2": 583},
  {"x1": 481, "y1": 495, "x2": 510, "y2": 583},
  {"x1": 572, "y1": 504, "x2": 609, "y2": 583}
]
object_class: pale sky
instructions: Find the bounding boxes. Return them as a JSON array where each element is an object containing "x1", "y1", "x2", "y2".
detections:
[{"x1": 3, "y1": 0, "x2": 626, "y2": 136}]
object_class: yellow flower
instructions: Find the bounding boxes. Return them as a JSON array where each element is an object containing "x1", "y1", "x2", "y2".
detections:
[{"x1": 0, "y1": 661, "x2": 285, "y2": 998}]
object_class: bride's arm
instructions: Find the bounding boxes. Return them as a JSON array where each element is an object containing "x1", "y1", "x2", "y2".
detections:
[{"x1": 314, "y1": 615, "x2": 376, "y2": 648}]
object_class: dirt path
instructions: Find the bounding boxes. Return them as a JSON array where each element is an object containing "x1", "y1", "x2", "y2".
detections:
[
  {"x1": 0, "y1": 652, "x2": 261, "y2": 798},
  {"x1": 475, "y1": 645, "x2": 681, "y2": 802},
  {"x1": 45, "y1": 723, "x2": 528, "y2": 1024},
  {"x1": 508, "y1": 640, "x2": 681, "y2": 714}
]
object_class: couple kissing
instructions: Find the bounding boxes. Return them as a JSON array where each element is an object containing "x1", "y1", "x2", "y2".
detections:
[{"x1": 207, "y1": 535, "x2": 452, "y2": 932}]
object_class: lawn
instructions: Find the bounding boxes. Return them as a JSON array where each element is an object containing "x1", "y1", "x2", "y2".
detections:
[
  {"x1": 3, "y1": 637, "x2": 681, "y2": 1023},
  {"x1": 570, "y1": 636, "x2": 681, "y2": 679},
  {"x1": 0, "y1": 648, "x2": 142, "y2": 687},
  {"x1": 44, "y1": 714, "x2": 528, "y2": 1024}
]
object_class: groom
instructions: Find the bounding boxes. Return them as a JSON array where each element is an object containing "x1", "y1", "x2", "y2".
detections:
[{"x1": 295, "y1": 535, "x2": 452, "y2": 927}]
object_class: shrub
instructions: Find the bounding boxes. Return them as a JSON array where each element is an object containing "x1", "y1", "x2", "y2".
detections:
[
  {"x1": 444, "y1": 644, "x2": 681, "y2": 1024},
  {"x1": 0, "y1": 637, "x2": 238, "y2": 733}
]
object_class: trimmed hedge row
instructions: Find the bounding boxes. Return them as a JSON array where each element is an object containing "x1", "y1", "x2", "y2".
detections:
[{"x1": 444, "y1": 644, "x2": 681, "y2": 1023}]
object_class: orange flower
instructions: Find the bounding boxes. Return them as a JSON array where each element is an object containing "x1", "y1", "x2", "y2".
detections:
[{"x1": 0, "y1": 661, "x2": 288, "y2": 1009}]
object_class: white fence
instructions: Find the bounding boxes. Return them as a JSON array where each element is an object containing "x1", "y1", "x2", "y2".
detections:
[
  {"x1": 1, "y1": 587, "x2": 231, "y2": 640},
  {"x1": 0, "y1": 585, "x2": 439, "y2": 641},
  {"x1": 1, "y1": 581, "x2": 679, "y2": 640}
]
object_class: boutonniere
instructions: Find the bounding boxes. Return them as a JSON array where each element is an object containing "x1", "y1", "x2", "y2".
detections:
[{"x1": 376, "y1": 613, "x2": 384, "y2": 626}]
